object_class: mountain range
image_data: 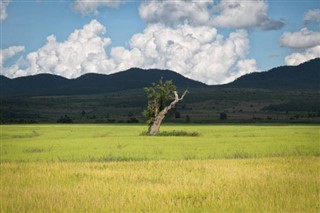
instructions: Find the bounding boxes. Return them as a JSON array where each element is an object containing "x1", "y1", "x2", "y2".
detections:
[{"x1": 1, "y1": 58, "x2": 319, "y2": 97}]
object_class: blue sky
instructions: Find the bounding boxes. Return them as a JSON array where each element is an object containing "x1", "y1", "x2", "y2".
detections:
[{"x1": 1, "y1": 0, "x2": 320, "y2": 85}]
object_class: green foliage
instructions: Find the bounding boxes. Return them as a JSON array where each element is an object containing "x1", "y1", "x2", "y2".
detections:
[
  {"x1": 219, "y1": 112, "x2": 227, "y2": 120},
  {"x1": 57, "y1": 115, "x2": 73, "y2": 123},
  {"x1": 143, "y1": 78, "x2": 177, "y2": 128}
]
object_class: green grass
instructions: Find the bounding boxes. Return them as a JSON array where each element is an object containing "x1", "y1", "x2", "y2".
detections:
[
  {"x1": 1, "y1": 124, "x2": 319, "y2": 212},
  {"x1": 1, "y1": 124, "x2": 319, "y2": 162}
]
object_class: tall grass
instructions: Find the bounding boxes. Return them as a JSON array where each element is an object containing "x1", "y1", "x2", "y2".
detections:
[
  {"x1": 1, "y1": 157, "x2": 319, "y2": 212},
  {"x1": 0, "y1": 124, "x2": 319, "y2": 212}
]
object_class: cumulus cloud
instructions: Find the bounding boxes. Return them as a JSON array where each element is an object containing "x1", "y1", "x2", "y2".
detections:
[
  {"x1": 281, "y1": 28, "x2": 320, "y2": 66},
  {"x1": 139, "y1": 0, "x2": 213, "y2": 26},
  {"x1": 285, "y1": 45, "x2": 320, "y2": 66},
  {"x1": 0, "y1": 46, "x2": 25, "y2": 78},
  {"x1": 211, "y1": 0, "x2": 284, "y2": 30},
  {"x1": 2, "y1": 20, "x2": 114, "y2": 78},
  {"x1": 304, "y1": 9, "x2": 320, "y2": 24},
  {"x1": 109, "y1": 23, "x2": 257, "y2": 85},
  {"x1": 280, "y1": 28, "x2": 320, "y2": 49},
  {"x1": 139, "y1": 0, "x2": 284, "y2": 30},
  {"x1": 2, "y1": 20, "x2": 257, "y2": 84},
  {"x1": 0, "y1": 46, "x2": 25, "y2": 67},
  {"x1": 0, "y1": 0, "x2": 10, "y2": 21},
  {"x1": 73, "y1": 0, "x2": 125, "y2": 15}
]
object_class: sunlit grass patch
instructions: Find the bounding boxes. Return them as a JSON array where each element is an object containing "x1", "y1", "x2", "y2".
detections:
[{"x1": 1, "y1": 124, "x2": 319, "y2": 162}]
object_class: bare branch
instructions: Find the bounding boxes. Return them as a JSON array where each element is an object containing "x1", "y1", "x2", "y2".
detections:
[
  {"x1": 173, "y1": 89, "x2": 189, "y2": 101},
  {"x1": 179, "y1": 89, "x2": 189, "y2": 100},
  {"x1": 174, "y1": 91, "x2": 179, "y2": 100}
]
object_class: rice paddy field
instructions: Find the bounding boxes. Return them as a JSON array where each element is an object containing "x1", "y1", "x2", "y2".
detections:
[{"x1": 0, "y1": 124, "x2": 319, "y2": 212}]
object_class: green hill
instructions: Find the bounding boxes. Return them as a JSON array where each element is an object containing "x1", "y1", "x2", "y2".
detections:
[
  {"x1": 224, "y1": 58, "x2": 320, "y2": 90},
  {"x1": 0, "y1": 68, "x2": 207, "y2": 97}
]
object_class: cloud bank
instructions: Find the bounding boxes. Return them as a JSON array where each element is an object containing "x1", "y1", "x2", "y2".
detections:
[
  {"x1": 122, "y1": 24, "x2": 256, "y2": 84},
  {"x1": 1, "y1": 19, "x2": 257, "y2": 84},
  {"x1": 1, "y1": 20, "x2": 113, "y2": 78},
  {"x1": 139, "y1": 0, "x2": 284, "y2": 30},
  {"x1": 4, "y1": 0, "x2": 292, "y2": 84},
  {"x1": 211, "y1": 0, "x2": 284, "y2": 30}
]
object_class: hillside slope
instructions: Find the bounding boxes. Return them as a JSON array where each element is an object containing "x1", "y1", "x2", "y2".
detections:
[
  {"x1": 0, "y1": 68, "x2": 207, "y2": 96},
  {"x1": 224, "y1": 58, "x2": 320, "y2": 90}
]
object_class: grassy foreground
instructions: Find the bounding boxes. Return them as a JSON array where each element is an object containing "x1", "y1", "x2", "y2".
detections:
[
  {"x1": 1, "y1": 124, "x2": 319, "y2": 212},
  {"x1": 1, "y1": 124, "x2": 319, "y2": 161},
  {"x1": 1, "y1": 158, "x2": 319, "y2": 212}
]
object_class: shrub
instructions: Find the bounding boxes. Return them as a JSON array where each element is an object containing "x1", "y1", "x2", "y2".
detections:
[
  {"x1": 219, "y1": 112, "x2": 227, "y2": 120},
  {"x1": 140, "y1": 130, "x2": 200, "y2": 137},
  {"x1": 57, "y1": 115, "x2": 72, "y2": 123}
]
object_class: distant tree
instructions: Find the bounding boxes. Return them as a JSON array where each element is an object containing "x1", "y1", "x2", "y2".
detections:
[
  {"x1": 57, "y1": 115, "x2": 72, "y2": 123},
  {"x1": 185, "y1": 115, "x2": 191, "y2": 123},
  {"x1": 128, "y1": 111, "x2": 133, "y2": 117},
  {"x1": 127, "y1": 117, "x2": 139, "y2": 123},
  {"x1": 81, "y1": 110, "x2": 86, "y2": 117},
  {"x1": 144, "y1": 78, "x2": 188, "y2": 135},
  {"x1": 175, "y1": 111, "x2": 181, "y2": 119},
  {"x1": 219, "y1": 112, "x2": 227, "y2": 120}
]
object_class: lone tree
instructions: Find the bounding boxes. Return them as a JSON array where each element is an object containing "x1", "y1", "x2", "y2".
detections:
[{"x1": 144, "y1": 78, "x2": 188, "y2": 135}]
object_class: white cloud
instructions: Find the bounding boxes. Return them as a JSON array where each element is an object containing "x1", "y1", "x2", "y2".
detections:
[
  {"x1": 73, "y1": 0, "x2": 125, "y2": 15},
  {"x1": 285, "y1": 45, "x2": 320, "y2": 66},
  {"x1": 211, "y1": 0, "x2": 284, "y2": 30},
  {"x1": 0, "y1": 46, "x2": 25, "y2": 66},
  {"x1": 0, "y1": 46, "x2": 26, "y2": 78},
  {"x1": 125, "y1": 24, "x2": 257, "y2": 84},
  {"x1": 139, "y1": 0, "x2": 284, "y2": 30},
  {"x1": 2, "y1": 20, "x2": 113, "y2": 78},
  {"x1": 139, "y1": 0, "x2": 213, "y2": 27},
  {"x1": 281, "y1": 13, "x2": 320, "y2": 66},
  {"x1": 2, "y1": 20, "x2": 257, "y2": 85},
  {"x1": 0, "y1": 0, "x2": 10, "y2": 21},
  {"x1": 280, "y1": 28, "x2": 320, "y2": 49},
  {"x1": 234, "y1": 59, "x2": 258, "y2": 79},
  {"x1": 304, "y1": 9, "x2": 320, "y2": 24}
]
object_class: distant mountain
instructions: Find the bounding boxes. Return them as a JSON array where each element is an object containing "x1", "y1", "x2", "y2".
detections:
[
  {"x1": 0, "y1": 68, "x2": 207, "y2": 97},
  {"x1": 224, "y1": 58, "x2": 320, "y2": 90},
  {"x1": 1, "y1": 59, "x2": 319, "y2": 97}
]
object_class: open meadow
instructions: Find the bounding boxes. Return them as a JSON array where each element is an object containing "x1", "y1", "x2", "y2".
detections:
[{"x1": 1, "y1": 124, "x2": 319, "y2": 212}]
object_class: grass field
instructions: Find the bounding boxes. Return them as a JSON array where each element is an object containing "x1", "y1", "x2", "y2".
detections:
[{"x1": 1, "y1": 124, "x2": 319, "y2": 212}]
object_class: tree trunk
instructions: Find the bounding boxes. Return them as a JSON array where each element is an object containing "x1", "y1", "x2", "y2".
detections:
[{"x1": 149, "y1": 90, "x2": 188, "y2": 135}]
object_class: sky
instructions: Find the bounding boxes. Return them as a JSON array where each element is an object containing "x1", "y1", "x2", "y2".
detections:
[{"x1": 1, "y1": 0, "x2": 319, "y2": 85}]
